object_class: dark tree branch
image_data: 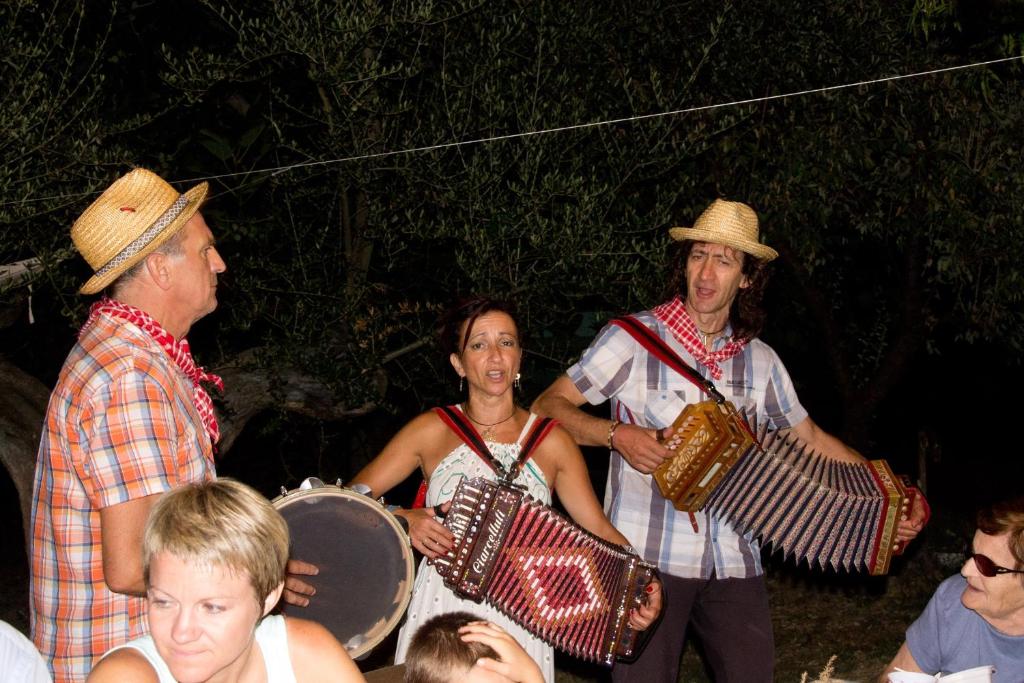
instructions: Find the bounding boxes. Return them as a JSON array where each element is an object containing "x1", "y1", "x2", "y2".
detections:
[
  {"x1": 0, "y1": 355, "x2": 49, "y2": 547},
  {"x1": 847, "y1": 233, "x2": 927, "y2": 438},
  {"x1": 775, "y1": 239, "x2": 855, "y2": 409},
  {"x1": 0, "y1": 347, "x2": 383, "y2": 548},
  {"x1": 213, "y1": 351, "x2": 382, "y2": 455}
]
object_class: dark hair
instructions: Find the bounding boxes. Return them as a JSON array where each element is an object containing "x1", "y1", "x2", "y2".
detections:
[
  {"x1": 976, "y1": 496, "x2": 1024, "y2": 572},
  {"x1": 437, "y1": 295, "x2": 521, "y2": 357},
  {"x1": 660, "y1": 239, "x2": 771, "y2": 342},
  {"x1": 404, "y1": 611, "x2": 498, "y2": 683}
]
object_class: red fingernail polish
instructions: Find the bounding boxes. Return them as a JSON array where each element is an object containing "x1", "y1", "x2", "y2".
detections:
[{"x1": 646, "y1": 583, "x2": 655, "y2": 593}]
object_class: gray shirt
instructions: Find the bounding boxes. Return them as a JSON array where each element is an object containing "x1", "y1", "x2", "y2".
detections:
[{"x1": 907, "y1": 575, "x2": 1024, "y2": 681}]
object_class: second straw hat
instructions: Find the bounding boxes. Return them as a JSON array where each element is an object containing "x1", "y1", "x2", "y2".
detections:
[
  {"x1": 72, "y1": 168, "x2": 208, "y2": 294},
  {"x1": 668, "y1": 199, "x2": 778, "y2": 261}
]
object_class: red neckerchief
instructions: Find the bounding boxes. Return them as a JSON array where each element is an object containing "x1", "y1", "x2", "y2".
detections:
[
  {"x1": 81, "y1": 298, "x2": 223, "y2": 445},
  {"x1": 650, "y1": 296, "x2": 747, "y2": 380}
]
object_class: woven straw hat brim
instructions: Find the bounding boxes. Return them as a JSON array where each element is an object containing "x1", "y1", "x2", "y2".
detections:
[
  {"x1": 78, "y1": 182, "x2": 208, "y2": 295},
  {"x1": 668, "y1": 226, "x2": 778, "y2": 262}
]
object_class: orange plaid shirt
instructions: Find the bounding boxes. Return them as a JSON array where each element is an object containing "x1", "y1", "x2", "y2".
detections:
[{"x1": 30, "y1": 312, "x2": 215, "y2": 683}]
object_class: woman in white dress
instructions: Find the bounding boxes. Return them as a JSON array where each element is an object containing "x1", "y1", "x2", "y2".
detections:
[{"x1": 352, "y1": 296, "x2": 661, "y2": 682}]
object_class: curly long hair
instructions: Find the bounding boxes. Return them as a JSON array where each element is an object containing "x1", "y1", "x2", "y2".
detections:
[{"x1": 660, "y1": 239, "x2": 772, "y2": 342}]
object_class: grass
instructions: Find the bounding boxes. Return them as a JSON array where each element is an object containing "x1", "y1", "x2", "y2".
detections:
[{"x1": 554, "y1": 539, "x2": 953, "y2": 683}]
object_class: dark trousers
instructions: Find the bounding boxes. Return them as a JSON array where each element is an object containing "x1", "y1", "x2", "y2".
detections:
[{"x1": 612, "y1": 572, "x2": 773, "y2": 683}]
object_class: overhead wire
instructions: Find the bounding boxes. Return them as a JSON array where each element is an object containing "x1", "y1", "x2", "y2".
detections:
[{"x1": 3, "y1": 54, "x2": 1021, "y2": 208}]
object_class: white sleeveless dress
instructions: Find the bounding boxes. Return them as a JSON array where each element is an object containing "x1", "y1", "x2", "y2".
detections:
[{"x1": 393, "y1": 412, "x2": 554, "y2": 682}]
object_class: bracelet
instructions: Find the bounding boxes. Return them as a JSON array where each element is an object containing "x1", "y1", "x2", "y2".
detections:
[{"x1": 607, "y1": 420, "x2": 622, "y2": 450}]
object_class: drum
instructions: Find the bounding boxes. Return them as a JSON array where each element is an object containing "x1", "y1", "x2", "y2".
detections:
[{"x1": 272, "y1": 478, "x2": 414, "y2": 659}]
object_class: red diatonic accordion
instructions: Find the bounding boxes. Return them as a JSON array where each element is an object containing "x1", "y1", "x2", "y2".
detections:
[
  {"x1": 431, "y1": 477, "x2": 657, "y2": 667},
  {"x1": 655, "y1": 401, "x2": 919, "y2": 575}
]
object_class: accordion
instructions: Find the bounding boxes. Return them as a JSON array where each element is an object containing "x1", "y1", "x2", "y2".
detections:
[
  {"x1": 431, "y1": 477, "x2": 657, "y2": 667},
  {"x1": 654, "y1": 400, "x2": 920, "y2": 575}
]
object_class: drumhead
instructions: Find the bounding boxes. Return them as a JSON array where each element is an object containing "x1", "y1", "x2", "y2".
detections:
[{"x1": 273, "y1": 484, "x2": 414, "y2": 659}]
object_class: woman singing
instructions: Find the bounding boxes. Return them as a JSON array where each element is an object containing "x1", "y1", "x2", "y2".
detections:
[{"x1": 351, "y1": 296, "x2": 661, "y2": 681}]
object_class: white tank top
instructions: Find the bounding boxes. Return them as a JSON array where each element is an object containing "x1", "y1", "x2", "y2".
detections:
[{"x1": 108, "y1": 614, "x2": 296, "y2": 683}]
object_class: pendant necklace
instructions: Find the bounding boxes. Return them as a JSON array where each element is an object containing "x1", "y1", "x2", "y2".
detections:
[
  {"x1": 463, "y1": 403, "x2": 517, "y2": 441},
  {"x1": 698, "y1": 327, "x2": 724, "y2": 349}
]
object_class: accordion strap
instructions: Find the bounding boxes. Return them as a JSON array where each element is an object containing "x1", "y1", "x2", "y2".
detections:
[
  {"x1": 433, "y1": 405, "x2": 556, "y2": 482},
  {"x1": 611, "y1": 315, "x2": 759, "y2": 532},
  {"x1": 510, "y1": 415, "x2": 557, "y2": 484},
  {"x1": 610, "y1": 316, "x2": 726, "y2": 403}
]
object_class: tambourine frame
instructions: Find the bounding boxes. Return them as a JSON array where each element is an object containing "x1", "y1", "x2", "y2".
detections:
[{"x1": 272, "y1": 482, "x2": 414, "y2": 659}]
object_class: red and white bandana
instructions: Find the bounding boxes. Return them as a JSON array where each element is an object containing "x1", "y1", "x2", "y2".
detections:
[
  {"x1": 81, "y1": 298, "x2": 223, "y2": 445},
  {"x1": 650, "y1": 296, "x2": 747, "y2": 380}
]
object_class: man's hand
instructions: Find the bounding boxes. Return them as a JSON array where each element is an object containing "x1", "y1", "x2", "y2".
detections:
[
  {"x1": 896, "y1": 493, "x2": 928, "y2": 543},
  {"x1": 628, "y1": 579, "x2": 663, "y2": 631},
  {"x1": 614, "y1": 423, "x2": 674, "y2": 474},
  {"x1": 403, "y1": 502, "x2": 455, "y2": 559},
  {"x1": 283, "y1": 558, "x2": 319, "y2": 607}
]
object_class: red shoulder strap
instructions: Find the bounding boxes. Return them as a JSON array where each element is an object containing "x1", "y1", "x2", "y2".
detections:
[
  {"x1": 609, "y1": 316, "x2": 726, "y2": 403},
  {"x1": 508, "y1": 416, "x2": 556, "y2": 479},
  {"x1": 432, "y1": 405, "x2": 505, "y2": 476},
  {"x1": 610, "y1": 316, "x2": 758, "y2": 444}
]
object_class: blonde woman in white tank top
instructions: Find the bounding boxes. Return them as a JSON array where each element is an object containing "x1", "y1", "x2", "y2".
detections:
[{"x1": 87, "y1": 480, "x2": 365, "y2": 683}]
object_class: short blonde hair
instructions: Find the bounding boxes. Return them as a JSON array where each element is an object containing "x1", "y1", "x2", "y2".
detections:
[{"x1": 143, "y1": 479, "x2": 289, "y2": 603}]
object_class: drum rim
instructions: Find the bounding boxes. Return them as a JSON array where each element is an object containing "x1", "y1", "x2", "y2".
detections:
[{"x1": 272, "y1": 484, "x2": 415, "y2": 658}]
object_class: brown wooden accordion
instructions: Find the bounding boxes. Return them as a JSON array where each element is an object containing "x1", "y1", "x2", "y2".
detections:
[
  {"x1": 430, "y1": 476, "x2": 658, "y2": 667},
  {"x1": 654, "y1": 400, "x2": 918, "y2": 575}
]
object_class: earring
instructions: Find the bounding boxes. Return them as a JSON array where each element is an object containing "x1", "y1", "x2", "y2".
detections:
[
  {"x1": 459, "y1": 376, "x2": 464, "y2": 392},
  {"x1": 514, "y1": 373, "x2": 521, "y2": 390}
]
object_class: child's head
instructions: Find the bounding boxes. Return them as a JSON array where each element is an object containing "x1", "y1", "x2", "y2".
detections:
[{"x1": 403, "y1": 612, "x2": 499, "y2": 683}]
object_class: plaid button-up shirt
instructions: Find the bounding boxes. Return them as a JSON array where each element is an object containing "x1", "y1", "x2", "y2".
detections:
[
  {"x1": 30, "y1": 312, "x2": 215, "y2": 683},
  {"x1": 568, "y1": 310, "x2": 808, "y2": 580}
]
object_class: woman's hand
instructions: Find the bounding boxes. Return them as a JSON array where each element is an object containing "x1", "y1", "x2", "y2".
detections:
[
  {"x1": 401, "y1": 502, "x2": 454, "y2": 558},
  {"x1": 459, "y1": 621, "x2": 544, "y2": 683},
  {"x1": 628, "y1": 579, "x2": 663, "y2": 631}
]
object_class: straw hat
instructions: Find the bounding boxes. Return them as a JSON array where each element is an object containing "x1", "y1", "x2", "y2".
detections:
[
  {"x1": 72, "y1": 168, "x2": 208, "y2": 294},
  {"x1": 668, "y1": 199, "x2": 778, "y2": 262}
]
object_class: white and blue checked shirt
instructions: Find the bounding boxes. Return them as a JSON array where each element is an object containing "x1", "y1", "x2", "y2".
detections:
[{"x1": 568, "y1": 310, "x2": 809, "y2": 579}]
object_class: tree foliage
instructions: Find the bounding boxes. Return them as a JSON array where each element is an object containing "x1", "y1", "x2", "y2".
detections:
[{"x1": 1, "y1": 0, "x2": 1022, "y2": 470}]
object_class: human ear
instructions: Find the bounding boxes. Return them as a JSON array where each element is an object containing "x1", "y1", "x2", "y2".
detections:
[
  {"x1": 144, "y1": 252, "x2": 173, "y2": 291},
  {"x1": 449, "y1": 353, "x2": 465, "y2": 378},
  {"x1": 263, "y1": 582, "x2": 285, "y2": 616}
]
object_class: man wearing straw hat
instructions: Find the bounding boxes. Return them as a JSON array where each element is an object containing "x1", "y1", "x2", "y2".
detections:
[
  {"x1": 29, "y1": 168, "x2": 226, "y2": 682},
  {"x1": 534, "y1": 199, "x2": 925, "y2": 680}
]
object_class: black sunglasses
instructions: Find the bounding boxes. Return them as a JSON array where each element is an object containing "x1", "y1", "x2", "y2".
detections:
[{"x1": 965, "y1": 551, "x2": 1024, "y2": 577}]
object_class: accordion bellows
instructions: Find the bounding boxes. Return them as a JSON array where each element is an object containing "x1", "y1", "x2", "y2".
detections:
[
  {"x1": 655, "y1": 400, "x2": 914, "y2": 575},
  {"x1": 431, "y1": 477, "x2": 657, "y2": 667}
]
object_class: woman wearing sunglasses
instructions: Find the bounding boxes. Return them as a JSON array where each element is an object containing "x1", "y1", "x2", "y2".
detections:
[{"x1": 879, "y1": 496, "x2": 1024, "y2": 681}]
